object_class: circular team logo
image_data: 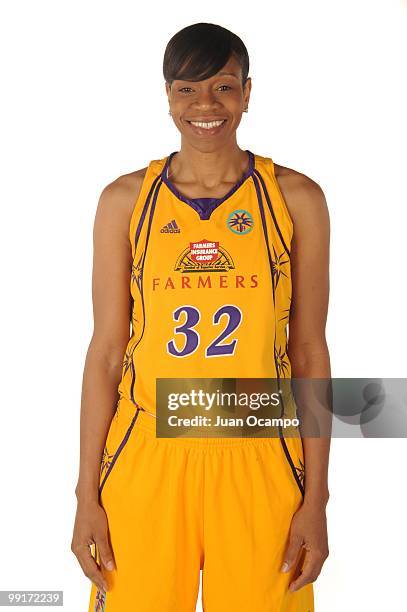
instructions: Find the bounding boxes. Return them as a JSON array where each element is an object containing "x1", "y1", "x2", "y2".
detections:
[{"x1": 227, "y1": 209, "x2": 254, "y2": 235}]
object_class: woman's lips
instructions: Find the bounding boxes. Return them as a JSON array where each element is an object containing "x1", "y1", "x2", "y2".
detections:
[{"x1": 185, "y1": 119, "x2": 227, "y2": 136}]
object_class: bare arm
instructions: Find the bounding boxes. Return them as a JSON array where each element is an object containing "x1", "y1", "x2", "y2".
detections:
[
  {"x1": 75, "y1": 179, "x2": 135, "y2": 502},
  {"x1": 277, "y1": 169, "x2": 331, "y2": 591},
  {"x1": 287, "y1": 175, "x2": 331, "y2": 506},
  {"x1": 71, "y1": 171, "x2": 144, "y2": 591}
]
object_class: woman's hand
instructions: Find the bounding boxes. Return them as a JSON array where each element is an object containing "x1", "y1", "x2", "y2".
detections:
[
  {"x1": 281, "y1": 499, "x2": 329, "y2": 592},
  {"x1": 71, "y1": 498, "x2": 115, "y2": 592}
]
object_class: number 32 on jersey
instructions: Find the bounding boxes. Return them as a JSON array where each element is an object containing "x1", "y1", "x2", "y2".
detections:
[{"x1": 167, "y1": 304, "x2": 243, "y2": 358}]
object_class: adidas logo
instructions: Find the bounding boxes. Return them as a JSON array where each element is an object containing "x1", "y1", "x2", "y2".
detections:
[{"x1": 160, "y1": 219, "x2": 181, "y2": 233}]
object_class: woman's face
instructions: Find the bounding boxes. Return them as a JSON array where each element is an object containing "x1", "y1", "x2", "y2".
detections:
[{"x1": 166, "y1": 54, "x2": 251, "y2": 150}]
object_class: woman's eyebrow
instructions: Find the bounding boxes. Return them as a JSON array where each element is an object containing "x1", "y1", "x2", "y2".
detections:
[
  {"x1": 217, "y1": 71, "x2": 239, "y2": 78},
  {"x1": 174, "y1": 71, "x2": 239, "y2": 84}
]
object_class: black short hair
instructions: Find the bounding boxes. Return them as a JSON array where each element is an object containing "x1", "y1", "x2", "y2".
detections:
[{"x1": 163, "y1": 23, "x2": 250, "y2": 88}]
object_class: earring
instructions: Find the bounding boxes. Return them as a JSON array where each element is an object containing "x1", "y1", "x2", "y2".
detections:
[
  {"x1": 168, "y1": 110, "x2": 172, "y2": 116},
  {"x1": 243, "y1": 107, "x2": 249, "y2": 113}
]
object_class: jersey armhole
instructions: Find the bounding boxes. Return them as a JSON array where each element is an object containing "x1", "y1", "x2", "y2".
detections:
[
  {"x1": 128, "y1": 160, "x2": 163, "y2": 260},
  {"x1": 268, "y1": 157, "x2": 294, "y2": 242},
  {"x1": 128, "y1": 184, "x2": 145, "y2": 261}
]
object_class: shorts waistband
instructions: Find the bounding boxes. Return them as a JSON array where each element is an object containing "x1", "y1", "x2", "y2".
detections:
[{"x1": 117, "y1": 396, "x2": 289, "y2": 446}]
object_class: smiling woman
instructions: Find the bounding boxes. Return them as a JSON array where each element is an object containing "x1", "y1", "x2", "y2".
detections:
[
  {"x1": 164, "y1": 23, "x2": 250, "y2": 145},
  {"x1": 74, "y1": 20, "x2": 331, "y2": 612}
]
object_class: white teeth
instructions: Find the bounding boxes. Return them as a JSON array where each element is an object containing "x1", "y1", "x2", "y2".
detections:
[{"x1": 189, "y1": 120, "x2": 225, "y2": 129}]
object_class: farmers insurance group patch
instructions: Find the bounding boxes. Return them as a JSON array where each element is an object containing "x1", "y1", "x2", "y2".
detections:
[{"x1": 174, "y1": 239, "x2": 235, "y2": 273}]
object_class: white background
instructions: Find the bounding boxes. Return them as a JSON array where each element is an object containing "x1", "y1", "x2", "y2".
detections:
[{"x1": 1, "y1": 1, "x2": 406, "y2": 610}]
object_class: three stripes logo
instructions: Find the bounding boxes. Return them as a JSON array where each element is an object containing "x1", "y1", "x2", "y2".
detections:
[{"x1": 160, "y1": 219, "x2": 181, "y2": 234}]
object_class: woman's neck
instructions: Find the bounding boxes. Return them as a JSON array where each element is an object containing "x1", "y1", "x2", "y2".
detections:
[{"x1": 168, "y1": 142, "x2": 250, "y2": 192}]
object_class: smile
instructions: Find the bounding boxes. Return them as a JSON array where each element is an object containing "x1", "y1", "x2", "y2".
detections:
[{"x1": 188, "y1": 119, "x2": 226, "y2": 129}]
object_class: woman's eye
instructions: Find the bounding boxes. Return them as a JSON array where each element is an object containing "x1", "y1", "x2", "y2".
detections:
[
  {"x1": 179, "y1": 87, "x2": 193, "y2": 93},
  {"x1": 218, "y1": 85, "x2": 232, "y2": 91}
]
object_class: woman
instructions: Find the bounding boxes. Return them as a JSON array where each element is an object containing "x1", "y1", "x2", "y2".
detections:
[{"x1": 72, "y1": 22, "x2": 331, "y2": 612}]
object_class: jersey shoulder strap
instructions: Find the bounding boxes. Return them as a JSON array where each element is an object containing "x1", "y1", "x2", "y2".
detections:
[
  {"x1": 128, "y1": 155, "x2": 168, "y2": 259},
  {"x1": 253, "y1": 153, "x2": 294, "y2": 247}
]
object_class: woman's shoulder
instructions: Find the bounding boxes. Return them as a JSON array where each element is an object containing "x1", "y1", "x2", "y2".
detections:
[
  {"x1": 273, "y1": 161, "x2": 321, "y2": 189},
  {"x1": 96, "y1": 168, "x2": 146, "y2": 221},
  {"x1": 100, "y1": 153, "x2": 168, "y2": 209},
  {"x1": 272, "y1": 162, "x2": 328, "y2": 224},
  {"x1": 254, "y1": 152, "x2": 324, "y2": 200}
]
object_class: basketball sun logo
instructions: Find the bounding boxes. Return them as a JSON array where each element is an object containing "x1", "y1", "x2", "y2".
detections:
[{"x1": 227, "y1": 209, "x2": 254, "y2": 234}]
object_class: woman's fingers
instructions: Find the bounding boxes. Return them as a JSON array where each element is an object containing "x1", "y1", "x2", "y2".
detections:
[
  {"x1": 288, "y1": 545, "x2": 328, "y2": 592},
  {"x1": 71, "y1": 540, "x2": 108, "y2": 592},
  {"x1": 71, "y1": 500, "x2": 115, "y2": 590},
  {"x1": 280, "y1": 533, "x2": 304, "y2": 573},
  {"x1": 96, "y1": 533, "x2": 115, "y2": 571}
]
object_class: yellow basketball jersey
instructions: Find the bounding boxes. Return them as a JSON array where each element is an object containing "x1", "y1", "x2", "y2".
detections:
[{"x1": 117, "y1": 150, "x2": 293, "y2": 416}]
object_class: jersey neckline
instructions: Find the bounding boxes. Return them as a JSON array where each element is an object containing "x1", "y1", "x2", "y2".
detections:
[{"x1": 160, "y1": 149, "x2": 255, "y2": 221}]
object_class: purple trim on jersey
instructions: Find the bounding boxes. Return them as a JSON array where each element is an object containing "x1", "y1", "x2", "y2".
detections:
[
  {"x1": 252, "y1": 172, "x2": 304, "y2": 498},
  {"x1": 130, "y1": 179, "x2": 163, "y2": 403},
  {"x1": 134, "y1": 174, "x2": 162, "y2": 254},
  {"x1": 187, "y1": 196, "x2": 222, "y2": 217},
  {"x1": 253, "y1": 173, "x2": 283, "y2": 409},
  {"x1": 130, "y1": 176, "x2": 161, "y2": 402},
  {"x1": 99, "y1": 407, "x2": 141, "y2": 495},
  {"x1": 279, "y1": 435, "x2": 305, "y2": 497},
  {"x1": 252, "y1": 173, "x2": 275, "y2": 281},
  {"x1": 253, "y1": 168, "x2": 290, "y2": 256},
  {"x1": 161, "y1": 150, "x2": 255, "y2": 220}
]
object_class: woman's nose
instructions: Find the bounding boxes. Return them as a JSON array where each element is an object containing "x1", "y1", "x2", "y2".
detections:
[{"x1": 192, "y1": 91, "x2": 220, "y2": 109}]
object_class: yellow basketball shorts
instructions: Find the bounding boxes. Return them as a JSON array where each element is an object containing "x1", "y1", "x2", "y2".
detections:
[{"x1": 88, "y1": 397, "x2": 314, "y2": 611}]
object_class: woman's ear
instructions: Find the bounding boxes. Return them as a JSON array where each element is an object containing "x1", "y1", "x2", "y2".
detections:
[
  {"x1": 243, "y1": 77, "x2": 252, "y2": 108},
  {"x1": 165, "y1": 81, "x2": 171, "y2": 102}
]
